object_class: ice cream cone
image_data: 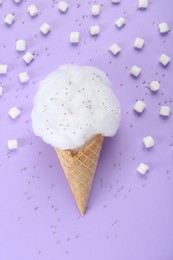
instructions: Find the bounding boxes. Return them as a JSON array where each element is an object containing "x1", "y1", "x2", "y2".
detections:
[{"x1": 55, "y1": 134, "x2": 104, "y2": 215}]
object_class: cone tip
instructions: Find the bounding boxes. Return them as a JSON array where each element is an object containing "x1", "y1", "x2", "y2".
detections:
[{"x1": 79, "y1": 206, "x2": 86, "y2": 216}]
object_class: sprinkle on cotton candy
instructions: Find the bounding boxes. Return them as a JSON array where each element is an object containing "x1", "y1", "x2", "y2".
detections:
[{"x1": 31, "y1": 65, "x2": 121, "y2": 150}]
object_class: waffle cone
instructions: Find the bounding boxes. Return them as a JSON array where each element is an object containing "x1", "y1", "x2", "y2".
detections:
[{"x1": 55, "y1": 134, "x2": 104, "y2": 215}]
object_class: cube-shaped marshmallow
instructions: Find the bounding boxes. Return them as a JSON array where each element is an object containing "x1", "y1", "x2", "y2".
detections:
[
  {"x1": 131, "y1": 65, "x2": 141, "y2": 77},
  {"x1": 149, "y1": 81, "x2": 160, "y2": 92},
  {"x1": 23, "y1": 52, "x2": 34, "y2": 64},
  {"x1": 159, "y1": 54, "x2": 170, "y2": 66},
  {"x1": 0, "y1": 64, "x2": 8, "y2": 74},
  {"x1": 112, "y1": 0, "x2": 120, "y2": 3},
  {"x1": 138, "y1": 0, "x2": 148, "y2": 9},
  {"x1": 160, "y1": 106, "x2": 171, "y2": 117},
  {"x1": 8, "y1": 107, "x2": 21, "y2": 119},
  {"x1": 115, "y1": 17, "x2": 126, "y2": 28},
  {"x1": 16, "y1": 40, "x2": 26, "y2": 51},
  {"x1": 40, "y1": 23, "x2": 51, "y2": 35},
  {"x1": 4, "y1": 14, "x2": 15, "y2": 25},
  {"x1": 90, "y1": 25, "x2": 100, "y2": 36},
  {"x1": 8, "y1": 139, "x2": 18, "y2": 150},
  {"x1": 134, "y1": 37, "x2": 144, "y2": 49},
  {"x1": 91, "y1": 4, "x2": 101, "y2": 16},
  {"x1": 159, "y1": 23, "x2": 169, "y2": 34},
  {"x1": 58, "y1": 1, "x2": 69, "y2": 12},
  {"x1": 0, "y1": 85, "x2": 3, "y2": 96},
  {"x1": 19, "y1": 72, "x2": 29, "y2": 83},
  {"x1": 143, "y1": 136, "x2": 155, "y2": 148},
  {"x1": 109, "y1": 43, "x2": 121, "y2": 55},
  {"x1": 133, "y1": 100, "x2": 146, "y2": 113},
  {"x1": 28, "y1": 5, "x2": 39, "y2": 17},
  {"x1": 137, "y1": 163, "x2": 149, "y2": 175},
  {"x1": 70, "y1": 32, "x2": 80, "y2": 43}
]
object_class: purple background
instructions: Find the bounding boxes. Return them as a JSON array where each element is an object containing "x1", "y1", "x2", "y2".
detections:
[{"x1": 0, "y1": 0, "x2": 173, "y2": 259}]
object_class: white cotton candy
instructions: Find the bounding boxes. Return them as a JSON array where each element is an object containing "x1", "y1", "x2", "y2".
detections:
[{"x1": 31, "y1": 65, "x2": 121, "y2": 150}]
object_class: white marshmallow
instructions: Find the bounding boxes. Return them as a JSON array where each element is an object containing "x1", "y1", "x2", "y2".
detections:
[
  {"x1": 40, "y1": 23, "x2": 51, "y2": 35},
  {"x1": 138, "y1": 0, "x2": 148, "y2": 8},
  {"x1": 16, "y1": 40, "x2": 26, "y2": 51},
  {"x1": 159, "y1": 54, "x2": 170, "y2": 66},
  {"x1": 0, "y1": 64, "x2": 8, "y2": 74},
  {"x1": 23, "y1": 52, "x2": 34, "y2": 64},
  {"x1": 28, "y1": 5, "x2": 39, "y2": 17},
  {"x1": 109, "y1": 43, "x2": 121, "y2": 55},
  {"x1": 134, "y1": 37, "x2": 144, "y2": 49},
  {"x1": 70, "y1": 32, "x2": 80, "y2": 43},
  {"x1": 58, "y1": 1, "x2": 68, "y2": 12},
  {"x1": 137, "y1": 163, "x2": 149, "y2": 175},
  {"x1": 131, "y1": 65, "x2": 141, "y2": 77},
  {"x1": 115, "y1": 17, "x2": 126, "y2": 28},
  {"x1": 0, "y1": 85, "x2": 3, "y2": 96},
  {"x1": 149, "y1": 81, "x2": 160, "y2": 92},
  {"x1": 143, "y1": 136, "x2": 155, "y2": 148},
  {"x1": 14, "y1": 0, "x2": 23, "y2": 3},
  {"x1": 8, "y1": 107, "x2": 21, "y2": 119},
  {"x1": 133, "y1": 100, "x2": 146, "y2": 113},
  {"x1": 19, "y1": 72, "x2": 29, "y2": 83},
  {"x1": 91, "y1": 4, "x2": 101, "y2": 16},
  {"x1": 8, "y1": 139, "x2": 18, "y2": 150},
  {"x1": 160, "y1": 106, "x2": 171, "y2": 117},
  {"x1": 159, "y1": 23, "x2": 169, "y2": 34},
  {"x1": 112, "y1": 0, "x2": 120, "y2": 3},
  {"x1": 90, "y1": 25, "x2": 100, "y2": 36},
  {"x1": 4, "y1": 14, "x2": 15, "y2": 25}
]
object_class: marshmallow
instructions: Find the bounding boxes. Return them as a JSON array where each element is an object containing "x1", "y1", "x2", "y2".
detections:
[
  {"x1": 23, "y1": 52, "x2": 34, "y2": 64},
  {"x1": 115, "y1": 17, "x2": 126, "y2": 28},
  {"x1": 0, "y1": 64, "x2": 8, "y2": 74},
  {"x1": 8, "y1": 107, "x2": 21, "y2": 119},
  {"x1": 14, "y1": 0, "x2": 23, "y2": 3},
  {"x1": 160, "y1": 106, "x2": 171, "y2": 117},
  {"x1": 131, "y1": 65, "x2": 141, "y2": 77},
  {"x1": 16, "y1": 40, "x2": 26, "y2": 51},
  {"x1": 28, "y1": 5, "x2": 39, "y2": 17},
  {"x1": 159, "y1": 23, "x2": 169, "y2": 34},
  {"x1": 19, "y1": 72, "x2": 29, "y2": 83},
  {"x1": 70, "y1": 32, "x2": 80, "y2": 43},
  {"x1": 133, "y1": 100, "x2": 146, "y2": 113},
  {"x1": 8, "y1": 139, "x2": 18, "y2": 150},
  {"x1": 143, "y1": 136, "x2": 155, "y2": 148},
  {"x1": 90, "y1": 25, "x2": 100, "y2": 36},
  {"x1": 137, "y1": 163, "x2": 149, "y2": 175},
  {"x1": 0, "y1": 85, "x2": 3, "y2": 96},
  {"x1": 4, "y1": 14, "x2": 15, "y2": 25},
  {"x1": 159, "y1": 54, "x2": 170, "y2": 66},
  {"x1": 138, "y1": 0, "x2": 148, "y2": 8},
  {"x1": 134, "y1": 37, "x2": 144, "y2": 49},
  {"x1": 149, "y1": 81, "x2": 160, "y2": 92},
  {"x1": 91, "y1": 4, "x2": 101, "y2": 16},
  {"x1": 109, "y1": 43, "x2": 121, "y2": 55},
  {"x1": 112, "y1": 0, "x2": 120, "y2": 3},
  {"x1": 58, "y1": 1, "x2": 69, "y2": 12},
  {"x1": 40, "y1": 23, "x2": 51, "y2": 35}
]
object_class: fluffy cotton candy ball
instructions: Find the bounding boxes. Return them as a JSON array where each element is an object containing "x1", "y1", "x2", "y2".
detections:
[{"x1": 31, "y1": 65, "x2": 121, "y2": 150}]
